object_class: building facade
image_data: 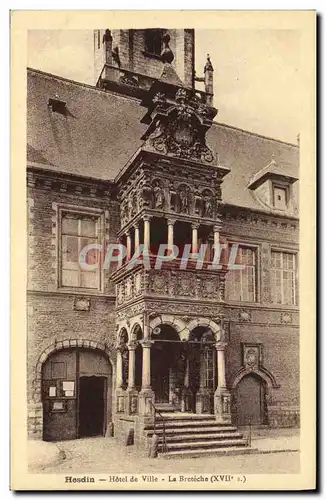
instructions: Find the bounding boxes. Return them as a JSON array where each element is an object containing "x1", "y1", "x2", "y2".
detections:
[{"x1": 27, "y1": 29, "x2": 299, "y2": 449}]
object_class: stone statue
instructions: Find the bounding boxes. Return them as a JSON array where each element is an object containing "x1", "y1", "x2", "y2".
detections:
[
  {"x1": 153, "y1": 180, "x2": 165, "y2": 209},
  {"x1": 203, "y1": 193, "x2": 213, "y2": 218},
  {"x1": 179, "y1": 186, "x2": 191, "y2": 214}
]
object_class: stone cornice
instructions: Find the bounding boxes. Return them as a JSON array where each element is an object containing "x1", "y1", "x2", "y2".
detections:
[
  {"x1": 27, "y1": 166, "x2": 117, "y2": 200},
  {"x1": 27, "y1": 289, "x2": 116, "y2": 300},
  {"x1": 221, "y1": 203, "x2": 299, "y2": 224}
]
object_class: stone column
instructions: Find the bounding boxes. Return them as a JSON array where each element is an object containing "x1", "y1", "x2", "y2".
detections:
[
  {"x1": 138, "y1": 339, "x2": 155, "y2": 419},
  {"x1": 134, "y1": 223, "x2": 140, "y2": 252},
  {"x1": 143, "y1": 215, "x2": 151, "y2": 252},
  {"x1": 167, "y1": 218, "x2": 176, "y2": 250},
  {"x1": 217, "y1": 348, "x2": 226, "y2": 388},
  {"x1": 117, "y1": 237, "x2": 123, "y2": 269},
  {"x1": 192, "y1": 223, "x2": 199, "y2": 254},
  {"x1": 181, "y1": 348, "x2": 192, "y2": 413},
  {"x1": 116, "y1": 348, "x2": 123, "y2": 389},
  {"x1": 214, "y1": 343, "x2": 231, "y2": 423},
  {"x1": 126, "y1": 343, "x2": 139, "y2": 415},
  {"x1": 126, "y1": 231, "x2": 132, "y2": 261},
  {"x1": 141, "y1": 340, "x2": 152, "y2": 390},
  {"x1": 213, "y1": 223, "x2": 223, "y2": 265},
  {"x1": 115, "y1": 348, "x2": 126, "y2": 414},
  {"x1": 128, "y1": 344, "x2": 136, "y2": 389}
]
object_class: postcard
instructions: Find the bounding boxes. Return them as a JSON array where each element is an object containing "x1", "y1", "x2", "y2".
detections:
[{"x1": 10, "y1": 9, "x2": 316, "y2": 491}]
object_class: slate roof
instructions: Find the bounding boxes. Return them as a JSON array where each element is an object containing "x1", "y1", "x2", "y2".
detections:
[{"x1": 27, "y1": 68, "x2": 299, "y2": 214}]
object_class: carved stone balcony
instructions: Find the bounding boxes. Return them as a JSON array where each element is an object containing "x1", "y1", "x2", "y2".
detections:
[
  {"x1": 97, "y1": 64, "x2": 211, "y2": 104},
  {"x1": 111, "y1": 258, "x2": 227, "y2": 309}
]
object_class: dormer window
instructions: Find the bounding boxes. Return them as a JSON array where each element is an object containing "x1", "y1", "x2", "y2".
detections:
[
  {"x1": 248, "y1": 155, "x2": 298, "y2": 214},
  {"x1": 144, "y1": 29, "x2": 164, "y2": 58}
]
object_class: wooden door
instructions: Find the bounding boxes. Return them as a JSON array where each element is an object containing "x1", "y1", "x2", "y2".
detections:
[
  {"x1": 42, "y1": 350, "x2": 77, "y2": 441},
  {"x1": 237, "y1": 374, "x2": 264, "y2": 426},
  {"x1": 42, "y1": 348, "x2": 112, "y2": 441}
]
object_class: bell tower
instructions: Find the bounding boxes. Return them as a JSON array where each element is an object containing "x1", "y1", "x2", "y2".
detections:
[{"x1": 93, "y1": 29, "x2": 214, "y2": 101}]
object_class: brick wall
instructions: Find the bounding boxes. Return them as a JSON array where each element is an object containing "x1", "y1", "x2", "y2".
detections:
[
  {"x1": 27, "y1": 184, "x2": 120, "y2": 294},
  {"x1": 110, "y1": 29, "x2": 194, "y2": 86},
  {"x1": 222, "y1": 212, "x2": 299, "y2": 427},
  {"x1": 27, "y1": 179, "x2": 120, "y2": 437}
]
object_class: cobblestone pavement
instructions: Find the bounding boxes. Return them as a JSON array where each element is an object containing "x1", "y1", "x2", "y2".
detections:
[{"x1": 29, "y1": 433, "x2": 300, "y2": 475}]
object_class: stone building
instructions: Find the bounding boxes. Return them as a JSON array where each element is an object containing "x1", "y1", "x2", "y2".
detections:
[{"x1": 27, "y1": 29, "x2": 299, "y2": 452}]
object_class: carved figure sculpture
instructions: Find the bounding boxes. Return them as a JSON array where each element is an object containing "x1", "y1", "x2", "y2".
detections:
[
  {"x1": 179, "y1": 185, "x2": 191, "y2": 214},
  {"x1": 153, "y1": 180, "x2": 165, "y2": 209},
  {"x1": 202, "y1": 191, "x2": 213, "y2": 218}
]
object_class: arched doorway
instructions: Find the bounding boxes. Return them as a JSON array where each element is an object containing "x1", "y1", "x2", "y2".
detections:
[
  {"x1": 42, "y1": 348, "x2": 112, "y2": 441},
  {"x1": 236, "y1": 373, "x2": 267, "y2": 426},
  {"x1": 151, "y1": 325, "x2": 184, "y2": 406}
]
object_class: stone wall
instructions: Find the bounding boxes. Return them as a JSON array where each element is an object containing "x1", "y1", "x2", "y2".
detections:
[
  {"x1": 27, "y1": 174, "x2": 120, "y2": 438},
  {"x1": 110, "y1": 29, "x2": 194, "y2": 86},
  {"x1": 222, "y1": 210, "x2": 299, "y2": 428},
  {"x1": 268, "y1": 402, "x2": 300, "y2": 428}
]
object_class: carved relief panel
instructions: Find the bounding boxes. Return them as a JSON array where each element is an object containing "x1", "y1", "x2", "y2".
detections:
[
  {"x1": 242, "y1": 343, "x2": 263, "y2": 371},
  {"x1": 115, "y1": 269, "x2": 226, "y2": 307}
]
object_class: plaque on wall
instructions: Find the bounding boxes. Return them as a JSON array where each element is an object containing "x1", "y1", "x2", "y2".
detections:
[{"x1": 242, "y1": 344, "x2": 262, "y2": 370}]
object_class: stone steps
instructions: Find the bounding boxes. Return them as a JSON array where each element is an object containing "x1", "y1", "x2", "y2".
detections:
[
  {"x1": 161, "y1": 446, "x2": 253, "y2": 459},
  {"x1": 158, "y1": 438, "x2": 248, "y2": 452},
  {"x1": 147, "y1": 427, "x2": 240, "y2": 436},
  {"x1": 144, "y1": 414, "x2": 250, "y2": 457},
  {"x1": 152, "y1": 432, "x2": 245, "y2": 443},
  {"x1": 146, "y1": 421, "x2": 233, "y2": 431}
]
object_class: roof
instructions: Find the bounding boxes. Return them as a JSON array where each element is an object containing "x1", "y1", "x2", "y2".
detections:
[{"x1": 27, "y1": 68, "x2": 299, "y2": 213}]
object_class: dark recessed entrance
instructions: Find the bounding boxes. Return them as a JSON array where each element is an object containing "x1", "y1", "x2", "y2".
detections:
[
  {"x1": 151, "y1": 325, "x2": 183, "y2": 405},
  {"x1": 42, "y1": 348, "x2": 112, "y2": 442},
  {"x1": 79, "y1": 376, "x2": 106, "y2": 438}
]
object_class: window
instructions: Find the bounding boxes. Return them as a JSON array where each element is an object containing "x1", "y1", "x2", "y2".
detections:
[
  {"x1": 60, "y1": 212, "x2": 101, "y2": 289},
  {"x1": 273, "y1": 185, "x2": 288, "y2": 210},
  {"x1": 271, "y1": 251, "x2": 297, "y2": 305},
  {"x1": 226, "y1": 245, "x2": 257, "y2": 302},
  {"x1": 203, "y1": 348, "x2": 215, "y2": 390},
  {"x1": 144, "y1": 29, "x2": 163, "y2": 56}
]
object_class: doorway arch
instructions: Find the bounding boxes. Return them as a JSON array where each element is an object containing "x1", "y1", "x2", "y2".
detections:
[{"x1": 41, "y1": 347, "x2": 112, "y2": 441}]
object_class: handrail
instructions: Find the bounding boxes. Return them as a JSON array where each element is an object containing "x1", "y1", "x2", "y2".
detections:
[
  {"x1": 247, "y1": 418, "x2": 252, "y2": 447},
  {"x1": 149, "y1": 401, "x2": 168, "y2": 453}
]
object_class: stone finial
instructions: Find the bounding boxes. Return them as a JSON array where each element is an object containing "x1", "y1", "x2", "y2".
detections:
[
  {"x1": 103, "y1": 29, "x2": 112, "y2": 43},
  {"x1": 271, "y1": 152, "x2": 276, "y2": 164},
  {"x1": 160, "y1": 32, "x2": 174, "y2": 64},
  {"x1": 204, "y1": 54, "x2": 214, "y2": 73}
]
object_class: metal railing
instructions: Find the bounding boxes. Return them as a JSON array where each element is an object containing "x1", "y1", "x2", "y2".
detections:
[
  {"x1": 149, "y1": 401, "x2": 168, "y2": 454},
  {"x1": 247, "y1": 418, "x2": 252, "y2": 447}
]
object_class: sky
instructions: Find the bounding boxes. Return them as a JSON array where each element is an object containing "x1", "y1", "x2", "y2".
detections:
[{"x1": 28, "y1": 29, "x2": 301, "y2": 144}]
